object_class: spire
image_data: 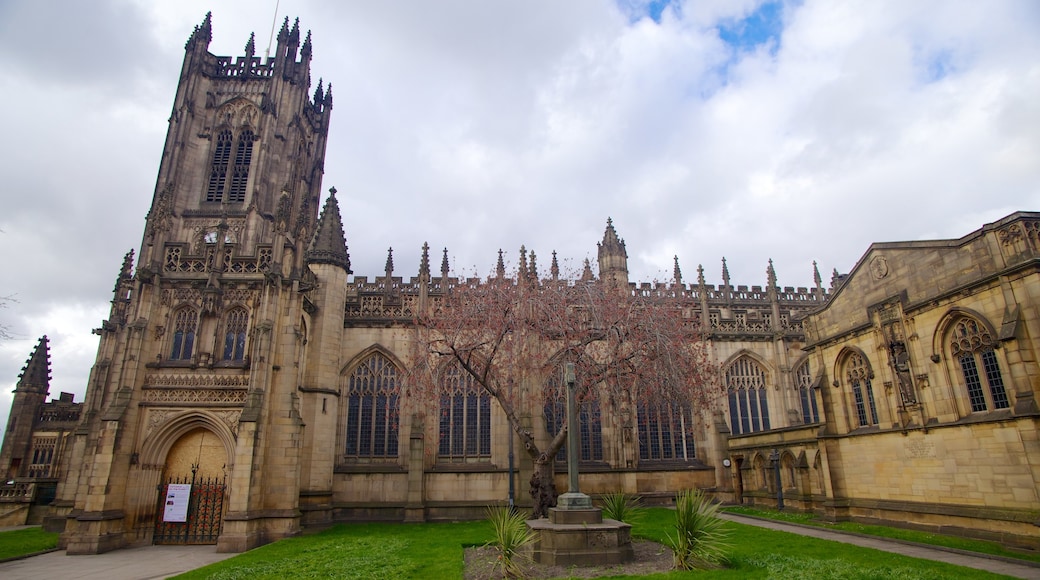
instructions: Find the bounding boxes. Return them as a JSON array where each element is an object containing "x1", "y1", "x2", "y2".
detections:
[
  {"x1": 114, "y1": 249, "x2": 135, "y2": 293},
  {"x1": 290, "y1": 17, "x2": 300, "y2": 44},
  {"x1": 305, "y1": 187, "x2": 351, "y2": 272},
  {"x1": 385, "y1": 247, "x2": 394, "y2": 275},
  {"x1": 813, "y1": 260, "x2": 823, "y2": 291},
  {"x1": 245, "y1": 32, "x2": 256, "y2": 60},
  {"x1": 301, "y1": 29, "x2": 312, "y2": 59},
  {"x1": 185, "y1": 12, "x2": 213, "y2": 50},
  {"x1": 721, "y1": 257, "x2": 731, "y2": 288},
  {"x1": 277, "y1": 16, "x2": 290, "y2": 43},
  {"x1": 324, "y1": 83, "x2": 333, "y2": 109},
  {"x1": 518, "y1": 246, "x2": 528, "y2": 279},
  {"x1": 314, "y1": 78, "x2": 324, "y2": 106},
  {"x1": 496, "y1": 249, "x2": 505, "y2": 278},
  {"x1": 673, "y1": 256, "x2": 682, "y2": 286},
  {"x1": 419, "y1": 242, "x2": 431, "y2": 278},
  {"x1": 529, "y1": 251, "x2": 539, "y2": 281},
  {"x1": 697, "y1": 263, "x2": 706, "y2": 287},
  {"x1": 550, "y1": 250, "x2": 559, "y2": 281},
  {"x1": 581, "y1": 258, "x2": 594, "y2": 282},
  {"x1": 767, "y1": 259, "x2": 777, "y2": 288},
  {"x1": 441, "y1": 248, "x2": 450, "y2": 280},
  {"x1": 17, "y1": 336, "x2": 51, "y2": 394}
]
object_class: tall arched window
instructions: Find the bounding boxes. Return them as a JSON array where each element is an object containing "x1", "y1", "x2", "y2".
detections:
[
  {"x1": 726, "y1": 356, "x2": 770, "y2": 434},
  {"x1": 344, "y1": 353, "x2": 400, "y2": 459},
  {"x1": 795, "y1": 360, "x2": 819, "y2": 424},
  {"x1": 949, "y1": 317, "x2": 1009, "y2": 412},
  {"x1": 438, "y1": 363, "x2": 491, "y2": 461},
  {"x1": 845, "y1": 352, "x2": 878, "y2": 427},
  {"x1": 205, "y1": 129, "x2": 254, "y2": 203},
  {"x1": 222, "y1": 308, "x2": 249, "y2": 361},
  {"x1": 543, "y1": 366, "x2": 603, "y2": 463},
  {"x1": 227, "y1": 129, "x2": 254, "y2": 202},
  {"x1": 637, "y1": 402, "x2": 695, "y2": 461},
  {"x1": 205, "y1": 129, "x2": 233, "y2": 202},
  {"x1": 170, "y1": 308, "x2": 198, "y2": 360}
]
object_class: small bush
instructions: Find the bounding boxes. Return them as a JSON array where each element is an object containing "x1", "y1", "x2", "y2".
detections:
[
  {"x1": 667, "y1": 489, "x2": 731, "y2": 570},
  {"x1": 601, "y1": 491, "x2": 642, "y2": 524},
  {"x1": 486, "y1": 505, "x2": 534, "y2": 578}
]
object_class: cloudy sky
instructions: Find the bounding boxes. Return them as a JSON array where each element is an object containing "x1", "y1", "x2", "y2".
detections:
[{"x1": 1, "y1": 0, "x2": 1038, "y2": 424}]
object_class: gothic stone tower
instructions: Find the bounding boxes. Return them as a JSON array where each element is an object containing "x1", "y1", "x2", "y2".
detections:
[
  {"x1": 0, "y1": 337, "x2": 51, "y2": 481},
  {"x1": 57, "y1": 14, "x2": 338, "y2": 554}
]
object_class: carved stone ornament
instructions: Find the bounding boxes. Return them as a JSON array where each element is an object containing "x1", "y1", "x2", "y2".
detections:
[
  {"x1": 997, "y1": 224, "x2": 1022, "y2": 247},
  {"x1": 869, "y1": 255, "x2": 889, "y2": 280}
]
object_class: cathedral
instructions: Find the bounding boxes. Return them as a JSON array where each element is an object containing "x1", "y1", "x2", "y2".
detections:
[{"x1": 1, "y1": 14, "x2": 1037, "y2": 554}]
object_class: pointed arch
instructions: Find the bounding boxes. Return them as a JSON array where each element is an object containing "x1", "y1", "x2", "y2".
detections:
[
  {"x1": 170, "y1": 307, "x2": 198, "y2": 360},
  {"x1": 341, "y1": 347, "x2": 402, "y2": 460},
  {"x1": 543, "y1": 361, "x2": 603, "y2": 464},
  {"x1": 221, "y1": 306, "x2": 249, "y2": 362},
  {"x1": 934, "y1": 310, "x2": 1009, "y2": 413},
  {"x1": 438, "y1": 358, "x2": 491, "y2": 461},
  {"x1": 724, "y1": 353, "x2": 771, "y2": 434},
  {"x1": 792, "y1": 357, "x2": 820, "y2": 424},
  {"x1": 835, "y1": 347, "x2": 878, "y2": 428},
  {"x1": 138, "y1": 411, "x2": 236, "y2": 471}
]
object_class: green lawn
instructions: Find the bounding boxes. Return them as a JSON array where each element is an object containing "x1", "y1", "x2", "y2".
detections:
[
  {"x1": 723, "y1": 506, "x2": 1040, "y2": 564},
  {"x1": 171, "y1": 508, "x2": 1016, "y2": 579},
  {"x1": 0, "y1": 527, "x2": 59, "y2": 560}
]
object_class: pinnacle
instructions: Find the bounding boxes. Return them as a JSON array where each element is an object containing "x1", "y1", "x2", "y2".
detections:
[
  {"x1": 305, "y1": 187, "x2": 351, "y2": 273},
  {"x1": 18, "y1": 336, "x2": 51, "y2": 394}
]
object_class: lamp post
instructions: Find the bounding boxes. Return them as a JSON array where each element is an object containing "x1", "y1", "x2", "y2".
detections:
[{"x1": 770, "y1": 449, "x2": 784, "y2": 511}]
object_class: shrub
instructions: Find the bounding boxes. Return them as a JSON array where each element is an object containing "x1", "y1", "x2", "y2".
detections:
[
  {"x1": 601, "y1": 491, "x2": 643, "y2": 524},
  {"x1": 667, "y1": 489, "x2": 731, "y2": 570},
  {"x1": 486, "y1": 505, "x2": 534, "y2": 578}
]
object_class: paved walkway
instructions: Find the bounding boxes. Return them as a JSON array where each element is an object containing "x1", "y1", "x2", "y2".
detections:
[
  {"x1": 0, "y1": 544, "x2": 236, "y2": 580},
  {"x1": 721, "y1": 512, "x2": 1040, "y2": 579},
  {"x1": 2, "y1": 519, "x2": 1038, "y2": 579}
]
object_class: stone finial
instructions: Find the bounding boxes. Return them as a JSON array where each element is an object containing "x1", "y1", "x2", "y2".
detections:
[
  {"x1": 496, "y1": 249, "x2": 505, "y2": 278},
  {"x1": 813, "y1": 260, "x2": 822, "y2": 289},
  {"x1": 324, "y1": 83, "x2": 333, "y2": 108},
  {"x1": 115, "y1": 249, "x2": 135, "y2": 292},
  {"x1": 518, "y1": 245, "x2": 528, "y2": 278},
  {"x1": 581, "y1": 258, "x2": 594, "y2": 281},
  {"x1": 277, "y1": 16, "x2": 290, "y2": 43},
  {"x1": 697, "y1": 263, "x2": 706, "y2": 287},
  {"x1": 530, "y1": 251, "x2": 539, "y2": 281},
  {"x1": 441, "y1": 248, "x2": 449, "y2": 279},
  {"x1": 767, "y1": 259, "x2": 777, "y2": 288},
  {"x1": 185, "y1": 12, "x2": 213, "y2": 50},
  {"x1": 673, "y1": 255, "x2": 682, "y2": 286},
  {"x1": 722, "y1": 257, "x2": 731, "y2": 288},
  {"x1": 290, "y1": 17, "x2": 300, "y2": 44},
  {"x1": 550, "y1": 250, "x2": 559, "y2": 281},
  {"x1": 244, "y1": 32, "x2": 256, "y2": 60},
  {"x1": 385, "y1": 247, "x2": 394, "y2": 275},
  {"x1": 301, "y1": 29, "x2": 312, "y2": 59},
  {"x1": 314, "y1": 78, "x2": 324, "y2": 105}
]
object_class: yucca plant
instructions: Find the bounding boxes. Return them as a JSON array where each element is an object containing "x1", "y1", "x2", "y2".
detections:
[
  {"x1": 485, "y1": 505, "x2": 534, "y2": 578},
  {"x1": 667, "y1": 489, "x2": 731, "y2": 570},
  {"x1": 601, "y1": 491, "x2": 643, "y2": 524}
]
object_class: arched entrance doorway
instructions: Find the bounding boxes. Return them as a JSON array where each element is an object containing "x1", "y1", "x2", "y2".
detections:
[{"x1": 154, "y1": 427, "x2": 228, "y2": 544}]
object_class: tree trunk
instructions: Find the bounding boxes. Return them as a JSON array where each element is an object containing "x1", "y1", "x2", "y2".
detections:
[{"x1": 529, "y1": 458, "x2": 557, "y2": 518}]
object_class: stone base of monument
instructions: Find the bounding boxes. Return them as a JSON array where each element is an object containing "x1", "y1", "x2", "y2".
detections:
[{"x1": 526, "y1": 505, "x2": 634, "y2": 567}]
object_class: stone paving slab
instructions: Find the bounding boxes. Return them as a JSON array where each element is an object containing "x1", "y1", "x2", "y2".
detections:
[
  {"x1": 721, "y1": 512, "x2": 1040, "y2": 580},
  {"x1": 0, "y1": 544, "x2": 236, "y2": 580}
]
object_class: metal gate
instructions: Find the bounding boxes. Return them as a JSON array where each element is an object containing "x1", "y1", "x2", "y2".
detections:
[{"x1": 154, "y1": 472, "x2": 226, "y2": 545}]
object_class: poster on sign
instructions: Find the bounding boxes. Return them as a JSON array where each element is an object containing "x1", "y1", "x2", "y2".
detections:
[{"x1": 163, "y1": 483, "x2": 192, "y2": 522}]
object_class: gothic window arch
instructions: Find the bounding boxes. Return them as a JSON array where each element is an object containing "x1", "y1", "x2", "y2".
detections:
[
  {"x1": 344, "y1": 353, "x2": 400, "y2": 459},
  {"x1": 948, "y1": 317, "x2": 1009, "y2": 412},
  {"x1": 726, "y1": 356, "x2": 770, "y2": 434},
  {"x1": 204, "y1": 128, "x2": 254, "y2": 203},
  {"x1": 170, "y1": 307, "x2": 198, "y2": 360},
  {"x1": 795, "y1": 360, "x2": 819, "y2": 424},
  {"x1": 543, "y1": 365, "x2": 603, "y2": 463},
  {"x1": 845, "y1": 352, "x2": 878, "y2": 427},
  {"x1": 637, "y1": 402, "x2": 696, "y2": 461},
  {"x1": 222, "y1": 307, "x2": 249, "y2": 362},
  {"x1": 438, "y1": 362, "x2": 491, "y2": 461}
]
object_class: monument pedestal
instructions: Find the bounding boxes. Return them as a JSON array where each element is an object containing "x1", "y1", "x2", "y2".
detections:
[{"x1": 527, "y1": 507, "x2": 634, "y2": 567}]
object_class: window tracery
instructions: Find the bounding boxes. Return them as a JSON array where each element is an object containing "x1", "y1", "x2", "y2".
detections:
[
  {"x1": 222, "y1": 307, "x2": 248, "y2": 361},
  {"x1": 637, "y1": 402, "x2": 695, "y2": 461},
  {"x1": 344, "y1": 353, "x2": 400, "y2": 459},
  {"x1": 543, "y1": 366, "x2": 603, "y2": 463},
  {"x1": 727, "y1": 356, "x2": 770, "y2": 434},
  {"x1": 795, "y1": 360, "x2": 819, "y2": 424},
  {"x1": 949, "y1": 318, "x2": 1009, "y2": 412},
  {"x1": 204, "y1": 128, "x2": 254, "y2": 203},
  {"x1": 438, "y1": 362, "x2": 491, "y2": 461},
  {"x1": 170, "y1": 308, "x2": 198, "y2": 360},
  {"x1": 845, "y1": 352, "x2": 878, "y2": 427}
]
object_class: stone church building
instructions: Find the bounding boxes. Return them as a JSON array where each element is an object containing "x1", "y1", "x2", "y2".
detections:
[{"x1": 1, "y1": 14, "x2": 1037, "y2": 554}]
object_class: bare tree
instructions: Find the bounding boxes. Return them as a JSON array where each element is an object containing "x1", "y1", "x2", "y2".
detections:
[
  {"x1": 411, "y1": 270, "x2": 720, "y2": 517},
  {"x1": 0, "y1": 294, "x2": 15, "y2": 340}
]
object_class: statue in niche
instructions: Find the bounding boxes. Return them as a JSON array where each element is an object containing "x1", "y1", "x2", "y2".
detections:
[{"x1": 889, "y1": 340, "x2": 917, "y2": 405}]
